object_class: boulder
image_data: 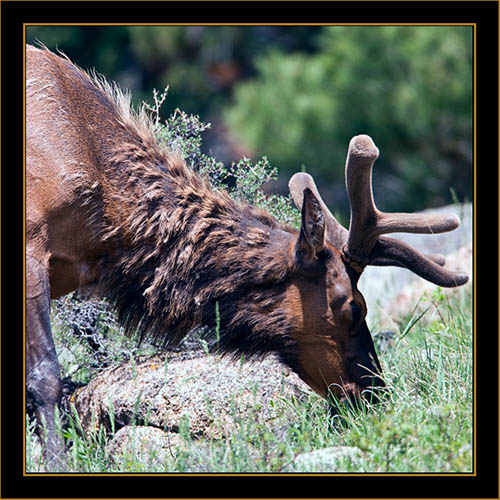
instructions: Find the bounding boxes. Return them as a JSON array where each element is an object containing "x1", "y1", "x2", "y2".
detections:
[
  {"x1": 71, "y1": 353, "x2": 310, "y2": 440},
  {"x1": 107, "y1": 425, "x2": 183, "y2": 469},
  {"x1": 359, "y1": 203, "x2": 472, "y2": 328},
  {"x1": 381, "y1": 242, "x2": 472, "y2": 329},
  {"x1": 284, "y1": 446, "x2": 365, "y2": 472}
]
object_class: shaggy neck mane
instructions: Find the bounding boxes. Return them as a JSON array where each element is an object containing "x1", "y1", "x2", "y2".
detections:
[{"x1": 86, "y1": 81, "x2": 299, "y2": 362}]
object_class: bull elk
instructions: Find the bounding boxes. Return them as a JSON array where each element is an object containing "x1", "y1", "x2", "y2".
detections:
[{"x1": 26, "y1": 45, "x2": 469, "y2": 470}]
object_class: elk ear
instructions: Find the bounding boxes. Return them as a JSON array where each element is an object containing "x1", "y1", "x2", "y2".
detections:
[{"x1": 295, "y1": 188, "x2": 326, "y2": 264}]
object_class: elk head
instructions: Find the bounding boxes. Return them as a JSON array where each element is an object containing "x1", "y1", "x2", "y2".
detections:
[{"x1": 285, "y1": 135, "x2": 468, "y2": 406}]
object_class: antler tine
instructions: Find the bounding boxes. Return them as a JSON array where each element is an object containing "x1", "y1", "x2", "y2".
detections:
[
  {"x1": 372, "y1": 237, "x2": 469, "y2": 287},
  {"x1": 344, "y1": 135, "x2": 381, "y2": 261},
  {"x1": 372, "y1": 246, "x2": 446, "y2": 268},
  {"x1": 289, "y1": 172, "x2": 347, "y2": 249},
  {"x1": 344, "y1": 135, "x2": 460, "y2": 263}
]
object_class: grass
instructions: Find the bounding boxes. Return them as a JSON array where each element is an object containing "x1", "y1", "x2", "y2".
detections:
[{"x1": 26, "y1": 283, "x2": 472, "y2": 473}]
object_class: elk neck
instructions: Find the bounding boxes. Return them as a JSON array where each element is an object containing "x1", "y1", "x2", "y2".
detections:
[{"x1": 93, "y1": 134, "x2": 300, "y2": 363}]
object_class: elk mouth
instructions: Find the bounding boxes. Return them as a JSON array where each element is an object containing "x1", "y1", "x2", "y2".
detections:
[
  {"x1": 329, "y1": 373, "x2": 385, "y2": 418},
  {"x1": 346, "y1": 354, "x2": 385, "y2": 403}
]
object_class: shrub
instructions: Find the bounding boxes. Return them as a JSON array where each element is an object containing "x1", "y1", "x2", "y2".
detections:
[
  {"x1": 148, "y1": 88, "x2": 300, "y2": 226},
  {"x1": 225, "y1": 26, "x2": 473, "y2": 215}
]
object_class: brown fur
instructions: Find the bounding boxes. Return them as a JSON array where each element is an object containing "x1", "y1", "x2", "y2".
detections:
[{"x1": 27, "y1": 45, "x2": 383, "y2": 468}]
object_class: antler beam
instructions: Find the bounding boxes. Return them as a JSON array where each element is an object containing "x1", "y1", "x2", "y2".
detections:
[{"x1": 344, "y1": 135, "x2": 460, "y2": 262}]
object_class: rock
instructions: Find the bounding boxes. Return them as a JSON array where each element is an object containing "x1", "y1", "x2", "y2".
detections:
[
  {"x1": 71, "y1": 353, "x2": 310, "y2": 440},
  {"x1": 359, "y1": 203, "x2": 472, "y2": 327},
  {"x1": 107, "y1": 425, "x2": 183, "y2": 469},
  {"x1": 376, "y1": 242, "x2": 472, "y2": 330},
  {"x1": 284, "y1": 446, "x2": 365, "y2": 472}
]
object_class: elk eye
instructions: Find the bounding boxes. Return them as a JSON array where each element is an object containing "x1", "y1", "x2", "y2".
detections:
[{"x1": 350, "y1": 301, "x2": 361, "y2": 328}]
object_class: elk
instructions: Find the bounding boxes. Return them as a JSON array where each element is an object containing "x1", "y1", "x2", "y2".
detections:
[{"x1": 26, "y1": 45, "x2": 468, "y2": 469}]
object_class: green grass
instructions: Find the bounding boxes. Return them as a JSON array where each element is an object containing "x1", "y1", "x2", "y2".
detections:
[{"x1": 26, "y1": 284, "x2": 472, "y2": 473}]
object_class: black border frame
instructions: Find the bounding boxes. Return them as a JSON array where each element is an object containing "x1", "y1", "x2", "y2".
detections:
[{"x1": 2, "y1": 1, "x2": 498, "y2": 498}]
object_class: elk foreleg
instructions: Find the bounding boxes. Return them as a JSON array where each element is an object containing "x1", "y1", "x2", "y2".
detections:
[{"x1": 26, "y1": 254, "x2": 66, "y2": 471}]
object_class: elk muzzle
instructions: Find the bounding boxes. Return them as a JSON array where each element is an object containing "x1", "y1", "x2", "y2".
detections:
[{"x1": 294, "y1": 321, "x2": 384, "y2": 410}]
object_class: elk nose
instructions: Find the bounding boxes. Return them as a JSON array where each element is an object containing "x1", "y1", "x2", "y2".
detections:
[
  {"x1": 328, "y1": 378, "x2": 385, "y2": 419},
  {"x1": 328, "y1": 383, "x2": 364, "y2": 419},
  {"x1": 348, "y1": 320, "x2": 385, "y2": 390},
  {"x1": 350, "y1": 362, "x2": 386, "y2": 406}
]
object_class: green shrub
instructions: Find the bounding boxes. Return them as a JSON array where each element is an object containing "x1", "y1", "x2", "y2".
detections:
[
  {"x1": 225, "y1": 26, "x2": 473, "y2": 215},
  {"x1": 148, "y1": 88, "x2": 300, "y2": 226}
]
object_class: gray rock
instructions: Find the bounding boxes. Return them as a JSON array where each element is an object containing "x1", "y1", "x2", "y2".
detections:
[
  {"x1": 359, "y1": 203, "x2": 472, "y2": 326},
  {"x1": 71, "y1": 353, "x2": 310, "y2": 439},
  {"x1": 379, "y1": 242, "x2": 472, "y2": 329},
  {"x1": 107, "y1": 425, "x2": 183, "y2": 469},
  {"x1": 284, "y1": 446, "x2": 365, "y2": 472}
]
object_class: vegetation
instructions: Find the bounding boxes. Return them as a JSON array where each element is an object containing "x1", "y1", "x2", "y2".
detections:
[
  {"x1": 146, "y1": 88, "x2": 301, "y2": 226},
  {"x1": 225, "y1": 26, "x2": 473, "y2": 214},
  {"x1": 26, "y1": 25, "x2": 472, "y2": 219},
  {"x1": 26, "y1": 92, "x2": 472, "y2": 474}
]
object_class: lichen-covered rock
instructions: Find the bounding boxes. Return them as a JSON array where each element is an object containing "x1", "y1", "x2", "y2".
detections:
[
  {"x1": 71, "y1": 353, "x2": 310, "y2": 439},
  {"x1": 107, "y1": 425, "x2": 183, "y2": 469},
  {"x1": 284, "y1": 446, "x2": 365, "y2": 472}
]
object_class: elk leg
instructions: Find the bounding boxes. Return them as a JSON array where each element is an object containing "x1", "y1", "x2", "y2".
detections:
[{"x1": 26, "y1": 254, "x2": 66, "y2": 471}]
